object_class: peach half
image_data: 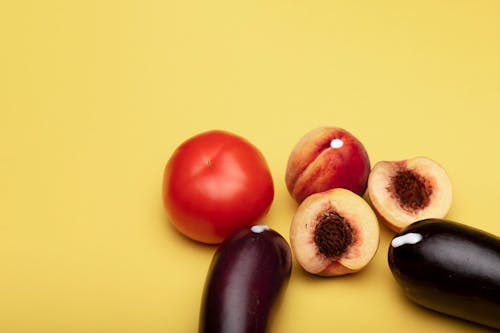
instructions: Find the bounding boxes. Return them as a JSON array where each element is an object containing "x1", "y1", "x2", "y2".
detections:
[
  {"x1": 367, "y1": 157, "x2": 452, "y2": 232},
  {"x1": 285, "y1": 127, "x2": 371, "y2": 204},
  {"x1": 290, "y1": 188, "x2": 380, "y2": 276}
]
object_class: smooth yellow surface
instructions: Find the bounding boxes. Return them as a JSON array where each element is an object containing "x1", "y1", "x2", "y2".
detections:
[{"x1": 1, "y1": 1, "x2": 500, "y2": 332}]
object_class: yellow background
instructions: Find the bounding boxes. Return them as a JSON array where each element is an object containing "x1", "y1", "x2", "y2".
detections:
[{"x1": 1, "y1": 1, "x2": 499, "y2": 332}]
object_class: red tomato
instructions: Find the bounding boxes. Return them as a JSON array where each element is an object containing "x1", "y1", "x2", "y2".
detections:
[{"x1": 163, "y1": 130, "x2": 274, "y2": 244}]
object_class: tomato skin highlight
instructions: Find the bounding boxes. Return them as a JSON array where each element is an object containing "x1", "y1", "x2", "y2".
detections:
[{"x1": 163, "y1": 130, "x2": 274, "y2": 244}]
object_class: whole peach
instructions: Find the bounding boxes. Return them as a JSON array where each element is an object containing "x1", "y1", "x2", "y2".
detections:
[{"x1": 285, "y1": 127, "x2": 371, "y2": 203}]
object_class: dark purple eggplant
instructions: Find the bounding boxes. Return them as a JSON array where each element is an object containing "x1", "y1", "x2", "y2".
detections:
[
  {"x1": 199, "y1": 225, "x2": 292, "y2": 333},
  {"x1": 388, "y1": 218, "x2": 500, "y2": 330}
]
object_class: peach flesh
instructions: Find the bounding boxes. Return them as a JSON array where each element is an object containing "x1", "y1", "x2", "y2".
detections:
[
  {"x1": 290, "y1": 188, "x2": 379, "y2": 276},
  {"x1": 285, "y1": 127, "x2": 371, "y2": 203},
  {"x1": 367, "y1": 157, "x2": 452, "y2": 232}
]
